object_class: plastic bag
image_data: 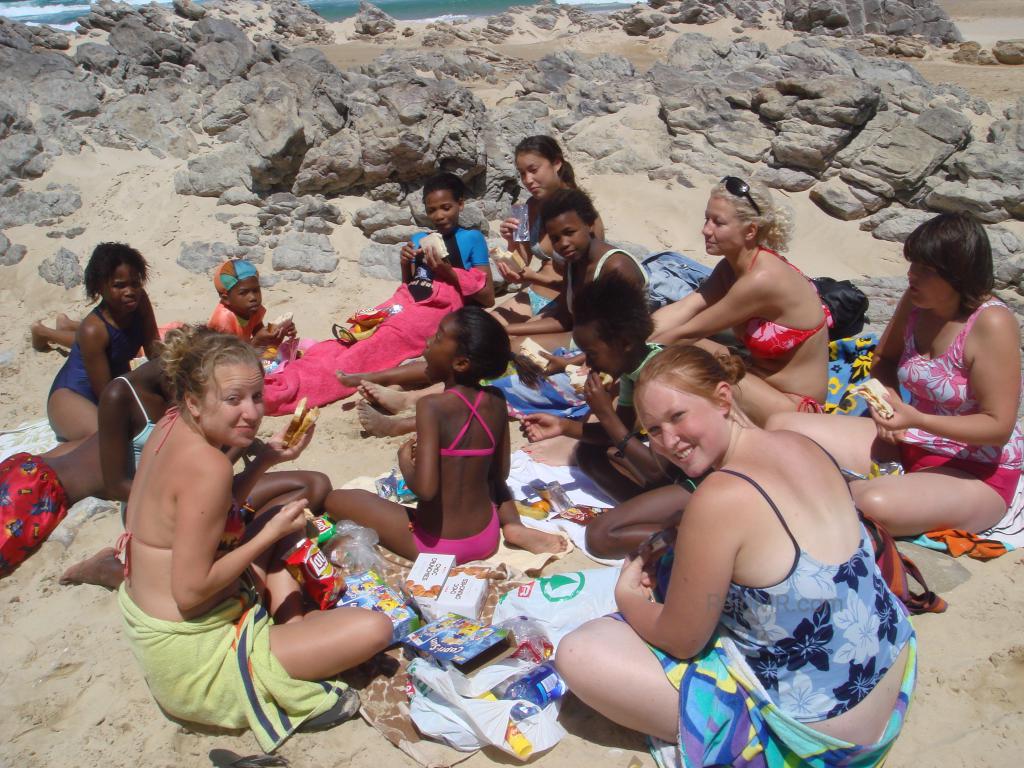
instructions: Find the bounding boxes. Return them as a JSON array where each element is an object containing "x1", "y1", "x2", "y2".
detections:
[
  {"x1": 322, "y1": 520, "x2": 383, "y2": 575},
  {"x1": 491, "y1": 567, "x2": 621, "y2": 647},
  {"x1": 408, "y1": 658, "x2": 566, "y2": 760}
]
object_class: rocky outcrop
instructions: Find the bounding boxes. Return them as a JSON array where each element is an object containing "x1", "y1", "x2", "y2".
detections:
[
  {"x1": 783, "y1": 0, "x2": 960, "y2": 43},
  {"x1": 352, "y1": 2, "x2": 397, "y2": 38}
]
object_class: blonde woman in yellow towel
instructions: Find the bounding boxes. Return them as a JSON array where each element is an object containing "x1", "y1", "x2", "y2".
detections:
[{"x1": 118, "y1": 327, "x2": 392, "y2": 751}]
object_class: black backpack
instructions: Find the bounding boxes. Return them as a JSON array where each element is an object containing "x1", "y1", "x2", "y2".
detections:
[{"x1": 812, "y1": 277, "x2": 869, "y2": 341}]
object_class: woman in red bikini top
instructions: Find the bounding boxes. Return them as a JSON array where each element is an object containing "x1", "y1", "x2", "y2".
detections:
[{"x1": 651, "y1": 177, "x2": 831, "y2": 425}]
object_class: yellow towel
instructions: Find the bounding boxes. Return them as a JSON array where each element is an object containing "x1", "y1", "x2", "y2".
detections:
[{"x1": 118, "y1": 584, "x2": 342, "y2": 752}]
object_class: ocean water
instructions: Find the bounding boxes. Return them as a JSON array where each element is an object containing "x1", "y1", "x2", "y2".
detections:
[{"x1": 0, "y1": 0, "x2": 628, "y2": 29}]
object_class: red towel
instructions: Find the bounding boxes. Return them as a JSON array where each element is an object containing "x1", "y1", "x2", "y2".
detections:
[{"x1": 263, "y1": 268, "x2": 487, "y2": 415}]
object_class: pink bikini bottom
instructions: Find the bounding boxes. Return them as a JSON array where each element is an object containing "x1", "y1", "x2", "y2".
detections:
[{"x1": 410, "y1": 504, "x2": 500, "y2": 565}]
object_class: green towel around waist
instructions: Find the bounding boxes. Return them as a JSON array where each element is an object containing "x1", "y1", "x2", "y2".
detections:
[{"x1": 118, "y1": 584, "x2": 343, "y2": 752}]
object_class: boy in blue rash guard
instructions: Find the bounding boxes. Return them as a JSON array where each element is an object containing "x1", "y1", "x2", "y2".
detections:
[{"x1": 401, "y1": 173, "x2": 494, "y2": 306}]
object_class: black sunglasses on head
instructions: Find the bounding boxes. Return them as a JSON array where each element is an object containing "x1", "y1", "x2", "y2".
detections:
[{"x1": 721, "y1": 176, "x2": 761, "y2": 216}]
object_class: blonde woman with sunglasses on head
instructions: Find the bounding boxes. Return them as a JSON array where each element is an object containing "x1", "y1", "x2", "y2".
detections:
[{"x1": 652, "y1": 177, "x2": 831, "y2": 424}]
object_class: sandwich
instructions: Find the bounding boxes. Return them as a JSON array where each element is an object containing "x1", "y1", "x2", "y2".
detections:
[
  {"x1": 283, "y1": 397, "x2": 320, "y2": 447},
  {"x1": 518, "y1": 338, "x2": 549, "y2": 369},
  {"x1": 490, "y1": 247, "x2": 527, "y2": 274},
  {"x1": 565, "y1": 364, "x2": 612, "y2": 394},
  {"x1": 853, "y1": 378, "x2": 894, "y2": 419},
  {"x1": 419, "y1": 232, "x2": 449, "y2": 262},
  {"x1": 266, "y1": 311, "x2": 293, "y2": 334}
]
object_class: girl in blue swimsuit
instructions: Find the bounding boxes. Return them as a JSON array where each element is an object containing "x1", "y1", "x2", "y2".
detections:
[{"x1": 47, "y1": 242, "x2": 160, "y2": 441}]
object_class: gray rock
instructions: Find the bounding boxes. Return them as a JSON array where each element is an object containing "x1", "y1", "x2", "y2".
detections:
[
  {"x1": 993, "y1": 40, "x2": 1024, "y2": 65},
  {"x1": 172, "y1": 0, "x2": 206, "y2": 21},
  {"x1": 989, "y1": 225, "x2": 1023, "y2": 264},
  {"x1": 38, "y1": 247, "x2": 82, "y2": 289},
  {"x1": 246, "y1": 76, "x2": 307, "y2": 189},
  {"x1": 90, "y1": 93, "x2": 197, "y2": 160},
  {"x1": 359, "y1": 241, "x2": 403, "y2": 281},
  {"x1": 370, "y1": 224, "x2": 421, "y2": 244},
  {"x1": 924, "y1": 178, "x2": 1021, "y2": 224},
  {"x1": 218, "y1": 186, "x2": 262, "y2": 206},
  {"x1": 0, "y1": 184, "x2": 81, "y2": 229},
  {"x1": 299, "y1": 216, "x2": 333, "y2": 235},
  {"x1": 752, "y1": 166, "x2": 818, "y2": 191},
  {"x1": 106, "y1": 17, "x2": 190, "y2": 69},
  {"x1": 0, "y1": 231, "x2": 27, "y2": 266},
  {"x1": 859, "y1": 207, "x2": 934, "y2": 242},
  {"x1": 236, "y1": 226, "x2": 262, "y2": 247},
  {"x1": 271, "y1": 232, "x2": 338, "y2": 273},
  {"x1": 189, "y1": 18, "x2": 256, "y2": 82},
  {"x1": 175, "y1": 142, "x2": 253, "y2": 197},
  {"x1": 201, "y1": 81, "x2": 257, "y2": 135},
  {"x1": 810, "y1": 176, "x2": 870, "y2": 220},
  {"x1": 914, "y1": 106, "x2": 971, "y2": 146},
  {"x1": 835, "y1": 112, "x2": 961, "y2": 199},
  {"x1": 177, "y1": 240, "x2": 237, "y2": 274},
  {"x1": 0, "y1": 133, "x2": 45, "y2": 179},
  {"x1": 74, "y1": 43, "x2": 122, "y2": 75},
  {"x1": 353, "y1": 2, "x2": 397, "y2": 37},
  {"x1": 784, "y1": 0, "x2": 961, "y2": 44},
  {"x1": 617, "y1": 7, "x2": 667, "y2": 37},
  {"x1": 354, "y1": 202, "x2": 414, "y2": 236}
]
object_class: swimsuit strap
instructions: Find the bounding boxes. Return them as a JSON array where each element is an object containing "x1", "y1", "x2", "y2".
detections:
[
  {"x1": 717, "y1": 468, "x2": 800, "y2": 565},
  {"x1": 440, "y1": 389, "x2": 496, "y2": 456},
  {"x1": 115, "y1": 530, "x2": 132, "y2": 580},
  {"x1": 115, "y1": 376, "x2": 152, "y2": 423},
  {"x1": 153, "y1": 408, "x2": 180, "y2": 454}
]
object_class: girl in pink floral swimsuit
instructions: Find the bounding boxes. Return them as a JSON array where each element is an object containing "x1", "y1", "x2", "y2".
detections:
[{"x1": 768, "y1": 213, "x2": 1022, "y2": 536}]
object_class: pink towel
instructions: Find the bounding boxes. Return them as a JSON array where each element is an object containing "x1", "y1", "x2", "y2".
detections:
[{"x1": 263, "y1": 268, "x2": 487, "y2": 415}]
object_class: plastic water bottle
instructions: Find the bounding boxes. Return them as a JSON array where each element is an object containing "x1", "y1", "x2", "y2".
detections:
[{"x1": 494, "y1": 663, "x2": 567, "y2": 710}]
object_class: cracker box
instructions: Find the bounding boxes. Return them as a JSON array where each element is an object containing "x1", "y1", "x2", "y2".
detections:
[
  {"x1": 404, "y1": 553, "x2": 455, "y2": 601},
  {"x1": 403, "y1": 614, "x2": 516, "y2": 675},
  {"x1": 337, "y1": 578, "x2": 420, "y2": 643},
  {"x1": 417, "y1": 566, "x2": 490, "y2": 622}
]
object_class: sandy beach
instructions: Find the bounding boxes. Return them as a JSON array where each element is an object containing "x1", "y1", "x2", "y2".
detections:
[{"x1": 1, "y1": 0, "x2": 1023, "y2": 766}]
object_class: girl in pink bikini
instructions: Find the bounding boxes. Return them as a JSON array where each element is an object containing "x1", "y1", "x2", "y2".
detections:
[
  {"x1": 651, "y1": 177, "x2": 831, "y2": 424},
  {"x1": 326, "y1": 307, "x2": 564, "y2": 563},
  {"x1": 770, "y1": 213, "x2": 1022, "y2": 536}
]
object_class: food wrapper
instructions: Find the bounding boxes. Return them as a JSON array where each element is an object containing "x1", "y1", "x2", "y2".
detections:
[
  {"x1": 284, "y1": 539, "x2": 346, "y2": 610},
  {"x1": 348, "y1": 307, "x2": 390, "y2": 328},
  {"x1": 305, "y1": 514, "x2": 336, "y2": 545},
  {"x1": 555, "y1": 505, "x2": 602, "y2": 525},
  {"x1": 338, "y1": 578, "x2": 421, "y2": 642}
]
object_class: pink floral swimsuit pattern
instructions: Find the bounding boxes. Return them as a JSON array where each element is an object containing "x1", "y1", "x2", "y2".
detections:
[{"x1": 898, "y1": 299, "x2": 1024, "y2": 469}]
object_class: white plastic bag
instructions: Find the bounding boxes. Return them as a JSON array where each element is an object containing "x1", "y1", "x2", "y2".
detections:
[
  {"x1": 408, "y1": 659, "x2": 566, "y2": 760},
  {"x1": 491, "y1": 567, "x2": 621, "y2": 647}
]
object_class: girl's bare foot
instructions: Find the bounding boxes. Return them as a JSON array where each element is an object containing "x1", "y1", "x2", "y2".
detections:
[
  {"x1": 359, "y1": 381, "x2": 413, "y2": 414},
  {"x1": 336, "y1": 371, "x2": 363, "y2": 388},
  {"x1": 59, "y1": 547, "x2": 124, "y2": 589},
  {"x1": 522, "y1": 435, "x2": 579, "y2": 467},
  {"x1": 56, "y1": 313, "x2": 77, "y2": 331},
  {"x1": 502, "y1": 523, "x2": 570, "y2": 555},
  {"x1": 356, "y1": 401, "x2": 415, "y2": 438},
  {"x1": 31, "y1": 321, "x2": 52, "y2": 351}
]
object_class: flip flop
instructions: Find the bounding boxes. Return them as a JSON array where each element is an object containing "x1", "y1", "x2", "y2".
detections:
[{"x1": 297, "y1": 687, "x2": 360, "y2": 733}]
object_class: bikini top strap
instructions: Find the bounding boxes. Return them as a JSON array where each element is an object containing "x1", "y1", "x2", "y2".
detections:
[
  {"x1": 116, "y1": 376, "x2": 151, "y2": 423},
  {"x1": 445, "y1": 388, "x2": 496, "y2": 451},
  {"x1": 717, "y1": 468, "x2": 800, "y2": 557},
  {"x1": 153, "y1": 408, "x2": 180, "y2": 454}
]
